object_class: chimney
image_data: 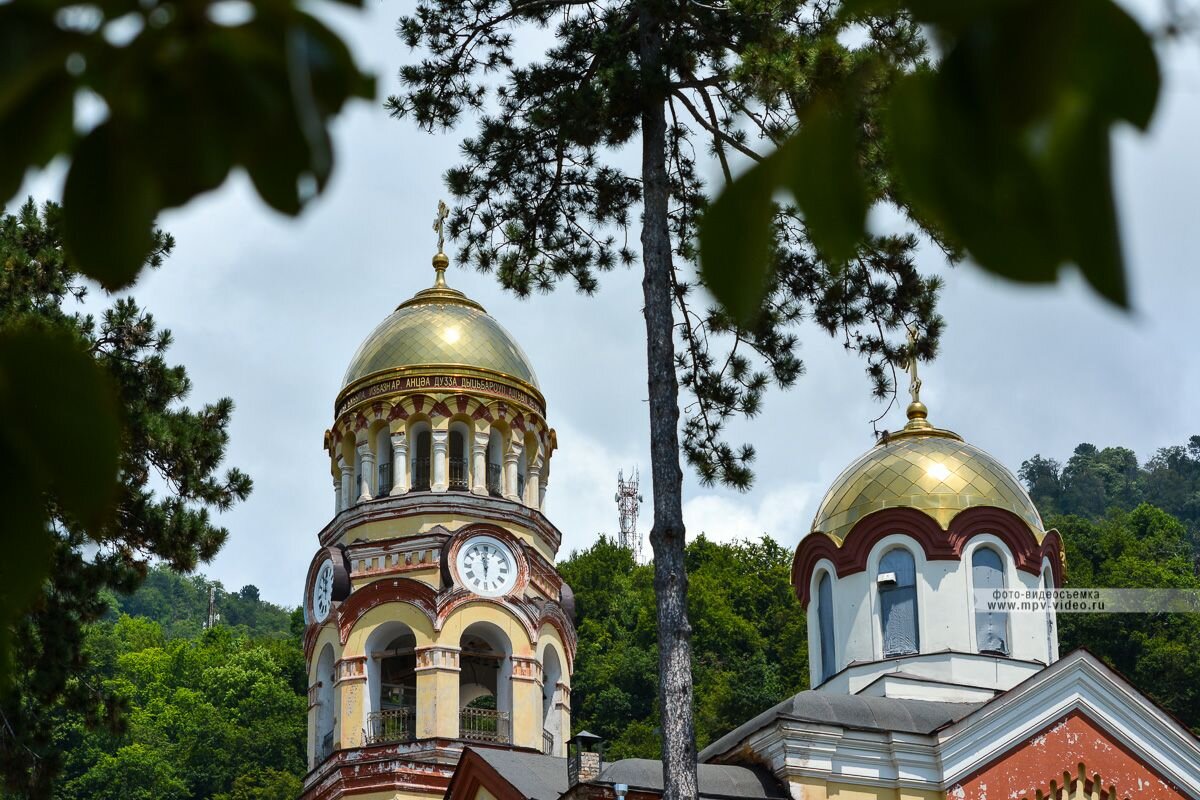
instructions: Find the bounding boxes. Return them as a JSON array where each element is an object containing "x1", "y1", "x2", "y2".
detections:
[{"x1": 567, "y1": 731, "x2": 603, "y2": 786}]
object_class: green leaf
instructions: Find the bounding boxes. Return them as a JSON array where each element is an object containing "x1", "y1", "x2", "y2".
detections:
[
  {"x1": 0, "y1": 327, "x2": 121, "y2": 687},
  {"x1": 782, "y1": 103, "x2": 868, "y2": 264},
  {"x1": 699, "y1": 153, "x2": 781, "y2": 325},
  {"x1": 62, "y1": 123, "x2": 158, "y2": 290}
]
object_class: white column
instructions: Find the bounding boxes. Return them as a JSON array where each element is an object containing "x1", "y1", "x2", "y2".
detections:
[
  {"x1": 390, "y1": 432, "x2": 408, "y2": 495},
  {"x1": 333, "y1": 477, "x2": 342, "y2": 515},
  {"x1": 471, "y1": 432, "x2": 488, "y2": 495},
  {"x1": 526, "y1": 461, "x2": 542, "y2": 508},
  {"x1": 539, "y1": 477, "x2": 548, "y2": 509},
  {"x1": 339, "y1": 459, "x2": 354, "y2": 509},
  {"x1": 503, "y1": 445, "x2": 521, "y2": 502},
  {"x1": 357, "y1": 443, "x2": 374, "y2": 502},
  {"x1": 432, "y1": 429, "x2": 449, "y2": 492}
]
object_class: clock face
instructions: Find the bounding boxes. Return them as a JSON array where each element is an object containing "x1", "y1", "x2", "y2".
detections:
[
  {"x1": 312, "y1": 559, "x2": 335, "y2": 623},
  {"x1": 456, "y1": 536, "x2": 517, "y2": 598}
]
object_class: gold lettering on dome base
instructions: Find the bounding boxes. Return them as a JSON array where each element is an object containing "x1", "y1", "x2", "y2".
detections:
[{"x1": 337, "y1": 373, "x2": 538, "y2": 417}]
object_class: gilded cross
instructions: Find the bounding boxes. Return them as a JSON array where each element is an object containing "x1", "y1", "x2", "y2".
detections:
[
  {"x1": 433, "y1": 200, "x2": 449, "y2": 254},
  {"x1": 905, "y1": 325, "x2": 922, "y2": 405}
]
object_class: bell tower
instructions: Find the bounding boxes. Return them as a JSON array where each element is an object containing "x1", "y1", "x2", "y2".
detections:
[{"x1": 301, "y1": 213, "x2": 574, "y2": 800}]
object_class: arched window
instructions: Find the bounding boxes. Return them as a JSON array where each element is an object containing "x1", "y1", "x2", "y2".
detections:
[
  {"x1": 879, "y1": 548, "x2": 919, "y2": 657},
  {"x1": 364, "y1": 623, "x2": 418, "y2": 746},
  {"x1": 375, "y1": 427, "x2": 393, "y2": 495},
  {"x1": 1042, "y1": 564, "x2": 1056, "y2": 662},
  {"x1": 486, "y1": 431, "x2": 503, "y2": 497},
  {"x1": 412, "y1": 428, "x2": 431, "y2": 491},
  {"x1": 972, "y1": 547, "x2": 1009, "y2": 654},
  {"x1": 817, "y1": 572, "x2": 836, "y2": 682},
  {"x1": 541, "y1": 647, "x2": 562, "y2": 754},
  {"x1": 315, "y1": 644, "x2": 336, "y2": 764},
  {"x1": 448, "y1": 428, "x2": 468, "y2": 490},
  {"x1": 459, "y1": 622, "x2": 512, "y2": 744}
]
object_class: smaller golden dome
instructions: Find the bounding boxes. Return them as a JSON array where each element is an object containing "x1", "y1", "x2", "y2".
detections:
[{"x1": 810, "y1": 405, "x2": 1044, "y2": 542}]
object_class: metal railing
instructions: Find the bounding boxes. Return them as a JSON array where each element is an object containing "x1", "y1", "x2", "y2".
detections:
[
  {"x1": 318, "y1": 730, "x2": 335, "y2": 762},
  {"x1": 411, "y1": 457, "x2": 431, "y2": 491},
  {"x1": 486, "y1": 461, "x2": 502, "y2": 497},
  {"x1": 542, "y1": 729, "x2": 554, "y2": 755},
  {"x1": 459, "y1": 707, "x2": 510, "y2": 744},
  {"x1": 366, "y1": 707, "x2": 416, "y2": 745},
  {"x1": 377, "y1": 462, "x2": 392, "y2": 495},
  {"x1": 449, "y1": 456, "x2": 469, "y2": 490}
]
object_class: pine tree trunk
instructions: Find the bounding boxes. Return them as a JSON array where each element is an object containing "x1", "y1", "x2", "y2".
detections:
[{"x1": 639, "y1": 4, "x2": 699, "y2": 800}]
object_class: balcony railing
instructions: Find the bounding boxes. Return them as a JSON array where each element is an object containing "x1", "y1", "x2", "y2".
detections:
[
  {"x1": 486, "y1": 461, "x2": 502, "y2": 497},
  {"x1": 318, "y1": 730, "x2": 335, "y2": 763},
  {"x1": 377, "y1": 462, "x2": 392, "y2": 495},
  {"x1": 366, "y1": 707, "x2": 416, "y2": 745},
  {"x1": 449, "y1": 456, "x2": 469, "y2": 491},
  {"x1": 412, "y1": 457, "x2": 431, "y2": 491},
  {"x1": 459, "y1": 707, "x2": 510, "y2": 744},
  {"x1": 542, "y1": 729, "x2": 554, "y2": 755}
]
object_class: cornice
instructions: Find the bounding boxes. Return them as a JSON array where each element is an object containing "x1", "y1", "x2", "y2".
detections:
[{"x1": 317, "y1": 491, "x2": 563, "y2": 554}]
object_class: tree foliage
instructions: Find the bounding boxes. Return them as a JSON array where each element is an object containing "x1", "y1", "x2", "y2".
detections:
[
  {"x1": 1021, "y1": 436, "x2": 1200, "y2": 730},
  {"x1": 51, "y1": 616, "x2": 306, "y2": 800},
  {"x1": 702, "y1": 0, "x2": 1164, "y2": 316},
  {"x1": 559, "y1": 536, "x2": 808, "y2": 755},
  {"x1": 0, "y1": 201, "x2": 251, "y2": 796}
]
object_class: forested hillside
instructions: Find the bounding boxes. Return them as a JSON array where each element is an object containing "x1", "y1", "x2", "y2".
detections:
[
  {"x1": 559, "y1": 536, "x2": 808, "y2": 757},
  {"x1": 1020, "y1": 437, "x2": 1200, "y2": 729},
  {"x1": 28, "y1": 569, "x2": 307, "y2": 800}
]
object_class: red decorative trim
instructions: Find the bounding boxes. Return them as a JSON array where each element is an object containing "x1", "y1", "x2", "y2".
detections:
[
  {"x1": 336, "y1": 578, "x2": 439, "y2": 645},
  {"x1": 434, "y1": 589, "x2": 539, "y2": 646},
  {"x1": 412, "y1": 394, "x2": 428, "y2": 414},
  {"x1": 388, "y1": 403, "x2": 410, "y2": 421},
  {"x1": 536, "y1": 602, "x2": 578, "y2": 670},
  {"x1": 301, "y1": 744, "x2": 456, "y2": 800},
  {"x1": 431, "y1": 400, "x2": 453, "y2": 418},
  {"x1": 792, "y1": 506, "x2": 1063, "y2": 607},
  {"x1": 471, "y1": 404, "x2": 494, "y2": 422},
  {"x1": 353, "y1": 413, "x2": 368, "y2": 432},
  {"x1": 454, "y1": 395, "x2": 470, "y2": 414}
]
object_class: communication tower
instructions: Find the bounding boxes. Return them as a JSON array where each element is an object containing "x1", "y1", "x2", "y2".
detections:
[{"x1": 615, "y1": 468, "x2": 644, "y2": 563}]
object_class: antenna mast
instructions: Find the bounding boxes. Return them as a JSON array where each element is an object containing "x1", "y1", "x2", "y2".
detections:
[
  {"x1": 615, "y1": 468, "x2": 644, "y2": 563},
  {"x1": 205, "y1": 586, "x2": 221, "y2": 630}
]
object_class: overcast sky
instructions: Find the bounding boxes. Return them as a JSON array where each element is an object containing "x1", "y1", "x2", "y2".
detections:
[{"x1": 14, "y1": 1, "x2": 1200, "y2": 608}]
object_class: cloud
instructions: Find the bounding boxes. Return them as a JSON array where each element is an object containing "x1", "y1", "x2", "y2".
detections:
[{"x1": 683, "y1": 482, "x2": 822, "y2": 549}]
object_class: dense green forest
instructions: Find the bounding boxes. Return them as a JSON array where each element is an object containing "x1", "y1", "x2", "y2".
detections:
[
  {"x1": 25, "y1": 574, "x2": 306, "y2": 800},
  {"x1": 22, "y1": 437, "x2": 1200, "y2": 797}
]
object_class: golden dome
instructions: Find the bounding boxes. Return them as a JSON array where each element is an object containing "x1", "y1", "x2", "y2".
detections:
[
  {"x1": 342, "y1": 256, "x2": 539, "y2": 391},
  {"x1": 810, "y1": 405, "x2": 1044, "y2": 542}
]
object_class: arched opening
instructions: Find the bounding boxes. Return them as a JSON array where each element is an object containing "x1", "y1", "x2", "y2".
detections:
[
  {"x1": 541, "y1": 646, "x2": 562, "y2": 754},
  {"x1": 516, "y1": 449, "x2": 528, "y2": 502},
  {"x1": 458, "y1": 622, "x2": 512, "y2": 744},
  {"x1": 375, "y1": 426, "x2": 393, "y2": 495},
  {"x1": 816, "y1": 571, "x2": 836, "y2": 682},
  {"x1": 972, "y1": 546, "x2": 1009, "y2": 655},
  {"x1": 410, "y1": 423, "x2": 432, "y2": 492},
  {"x1": 365, "y1": 623, "x2": 417, "y2": 744},
  {"x1": 449, "y1": 422, "x2": 470, "y2": 491},
  {"x1": 879, "y1": 547, "x2": 919, "y2": 657},
  {"x1": 486, "y1": 430, "x2": 504, "y2": 497},
  {"x1": 315, "y1": 644, "x2": 336, "y2": 764}
]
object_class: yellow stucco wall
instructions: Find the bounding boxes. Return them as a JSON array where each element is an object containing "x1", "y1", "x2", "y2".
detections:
[{"x1": 789, "y1": 778, "x2": 944, "y2": 800}]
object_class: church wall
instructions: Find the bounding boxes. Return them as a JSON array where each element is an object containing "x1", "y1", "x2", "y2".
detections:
[
  {"x1": 810, "y1": 532, "x2": 1054, "y2": 690},
  {"x1": 788, "y1": 777, "x2": 942, "y2": 800}
]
